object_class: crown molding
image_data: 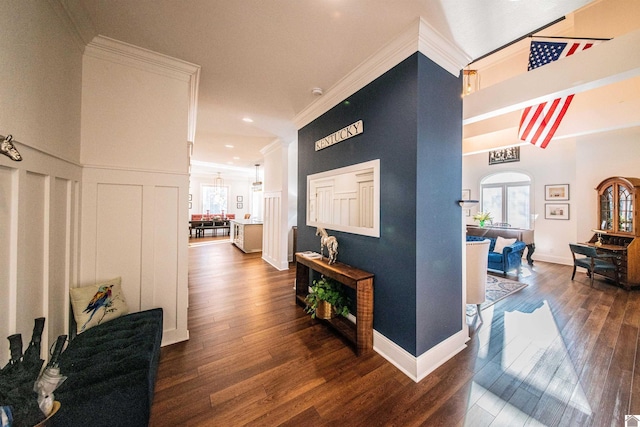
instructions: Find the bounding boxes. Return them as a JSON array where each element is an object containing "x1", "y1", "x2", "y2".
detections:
[
  {"x1": 294, "y1": 18, "x2": 470, "y2": 130},
  {"x1": 417, "y1": 17, "x2": 472, "y2": 75},
  {"x1": 84, "y1": 35, "x2": 201, "y2": 83},
  {"x1": 261, "y1": 139, "x2": 291, "y2": 157}
]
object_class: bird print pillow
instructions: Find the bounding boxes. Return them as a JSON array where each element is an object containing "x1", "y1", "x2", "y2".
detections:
[{"x1": 70, "y1": 277, "x2": 129, "y2": 334}]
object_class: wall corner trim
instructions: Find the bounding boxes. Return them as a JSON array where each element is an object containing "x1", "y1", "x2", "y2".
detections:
[
  {"x1": 47, "y1": 0, "x2": 97, "y2": 51},
  {"x1": 373, "y1": 329, "x2": 468, "y2": 382}
]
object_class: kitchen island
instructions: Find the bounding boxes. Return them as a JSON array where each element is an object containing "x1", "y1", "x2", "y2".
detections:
[{"x1": 230, "y1": 219, "x2": 263, "y2": 253}]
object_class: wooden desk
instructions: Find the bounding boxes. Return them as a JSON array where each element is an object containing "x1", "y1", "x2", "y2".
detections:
[
  {"x1": 295, "y1": 253, "x2": 374, "y2": 355},
  {"x1": 586, "y1": 232, "x2": 640, "y2": 290}
]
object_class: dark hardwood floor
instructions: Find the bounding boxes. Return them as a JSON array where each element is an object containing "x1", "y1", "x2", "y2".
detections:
[{"x1": 149, "y1": 237, "x2": 640, "y2": 426}]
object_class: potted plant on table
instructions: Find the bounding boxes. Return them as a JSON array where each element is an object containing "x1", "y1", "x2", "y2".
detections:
[
  {"x1": 305, "y1": 276, "x2": 351, "y2": 319},
  {"x1": 473, "y1": 211, "x2": 493, "y2": 227}
]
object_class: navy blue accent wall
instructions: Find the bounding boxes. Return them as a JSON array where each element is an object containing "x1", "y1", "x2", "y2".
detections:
[
  {"x1": 415, "y1": 54, "x2": 463, "y2": 354},
  {"x1": 297, "y1": 52, "x2": 462, "y2": 356}
]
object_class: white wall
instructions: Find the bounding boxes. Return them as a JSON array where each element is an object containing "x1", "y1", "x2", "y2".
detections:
[
  {"x1": 0, "y1": 1, "x2": 83, "y2": 365},
  {"x1": 575, "y1": 127, "x2": 640, "y2": 241},
  {"x1": 262, "y1": 140, "x2": 291, "y2": 270},
  {"x1": 288, "y1": 141, "x2": 298, "y2": 261},
  {"x1": 80, "y1": 36, "x2": 199, "y2": 346},
  {"x1": 463, "y1": 127, "x2": 640, "y2": 265},
  {"x1": 189, "y1": 173, "x2": 254, "y2": 219}
]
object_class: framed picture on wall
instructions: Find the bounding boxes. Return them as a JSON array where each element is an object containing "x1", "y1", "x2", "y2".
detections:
[
  {"x1": 462, "y1": 189, "x2": 471, "y2": 201},
  {"x1": 545, "y1": 184, "x2": 569, "y2": 200},
  {"x1": 545, "y1": 203, "x2": 569, "y2": 220},
  {"x1": 237, "y1": 195, "x2": 243, "y2": 202},
  {"x1": 237, "y1": 203, "x2": 243, "y2": 209},
  {"x1": 188, "y1": 202, "x2": 192, "y2": 209},
  {"x1": 188, "y1": 194, "x2": 192, "y2": 201}
]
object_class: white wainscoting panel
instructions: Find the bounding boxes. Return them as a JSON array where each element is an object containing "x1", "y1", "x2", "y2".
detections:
[
  {"x1": 151, "y1": 185, "x2": 181, "y2": 336},
  {"x1": 95, "y1": 183, "x2": 143, "y2": 309},
  {"x1": 0, "y1": 166, "x2": 16, "y2": 365},
  {"x1": 17, "y1": 171, "x2": 46, "y2": 347},
  {"x1": 81, "y1": 167, "x2": 189, "y2": 346},
  {"x1": 263, "y1": 192, "x2": 284, "y2": 270},
  {"x1": 48, "y1": 178, "x2": 77, "y2": 345},
  {"x1": 0, "y1": 146, "x2": 81, "y2": 366}
]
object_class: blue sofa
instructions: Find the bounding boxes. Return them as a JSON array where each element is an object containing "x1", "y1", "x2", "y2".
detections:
[{"x1": 466, "y1": 235, "x2": 526, "y2": 276}]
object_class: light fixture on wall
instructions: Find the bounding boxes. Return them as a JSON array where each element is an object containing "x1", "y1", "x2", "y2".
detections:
[
  {"x1": 214, "y1": 172, "x2": 224, "y2": 189},
  {"x1": 252, "y1": 164, "x2": 262, "y2": 192},
  {"x1": 462, "y1": 69, "x2": 479, "y2": 96}
]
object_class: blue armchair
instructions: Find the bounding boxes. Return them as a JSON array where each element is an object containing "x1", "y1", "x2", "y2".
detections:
[{"x1": 466, "y1": 235, "x2": 526, "y2": 276}]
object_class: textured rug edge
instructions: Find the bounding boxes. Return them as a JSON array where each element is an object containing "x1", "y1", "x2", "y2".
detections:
[{"x1": 466, "y1": 275, "x2": 528, "y2": 317}]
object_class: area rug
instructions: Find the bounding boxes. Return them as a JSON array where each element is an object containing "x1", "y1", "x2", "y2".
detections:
[{"x1": 466, "y1": 274, "x2": 528, "y2": 317}]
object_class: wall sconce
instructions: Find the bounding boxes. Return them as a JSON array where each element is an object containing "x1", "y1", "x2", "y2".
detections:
[{"x1": 462, "y1": 69, "x2": 479, "y2": 96}]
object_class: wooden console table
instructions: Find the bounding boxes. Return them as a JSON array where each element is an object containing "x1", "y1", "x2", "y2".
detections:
[{"x1": 295, "y1": 253, "x2": 374, "y2": 355}]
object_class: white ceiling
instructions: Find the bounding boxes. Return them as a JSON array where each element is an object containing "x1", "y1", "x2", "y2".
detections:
[{"x1": 69, "y1": 0, "x2": 594, "y2": 174}]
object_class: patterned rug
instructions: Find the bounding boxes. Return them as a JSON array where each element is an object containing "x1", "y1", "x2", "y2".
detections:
[{"x1": 466, "y1": 274, "x2": 528, "y2": 316}]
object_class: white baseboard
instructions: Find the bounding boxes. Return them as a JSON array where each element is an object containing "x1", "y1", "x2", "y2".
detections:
[
  {"x1": 161, "y1": 328, "x2": 189, "y2": 347},
  {"x1": 373, "y1": 329, "x2": 468, "y2": 382},
  {"x1": 263, "y1": 256, "x2": 290, "y2": 271},
  {"x1": 531, "y1": 253, "x2": 572, "y2": 266}
]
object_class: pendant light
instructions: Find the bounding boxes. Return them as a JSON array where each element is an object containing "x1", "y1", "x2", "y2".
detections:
[
  {"x1": 214, "y1": 172, "x2": 224, "y2": 189},
  {"x1": 462, "y1": 69, "x2": 478, "y2": 97},
  {"x1": 252, "y1": 164, "x2": 262, "y2": 192}
]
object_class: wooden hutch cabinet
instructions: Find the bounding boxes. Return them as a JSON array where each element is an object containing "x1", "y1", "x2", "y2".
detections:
[{"x1": 588, "y1": 177, "x2": 640, "y2": 289}]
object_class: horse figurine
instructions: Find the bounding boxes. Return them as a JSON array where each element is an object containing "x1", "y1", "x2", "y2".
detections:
[
  {"x1": 316, "y1": 227, "x2": 338, "y2": 264},
  {"x1": 1, "y1": 135, "x2": 22, "y2": 161}
]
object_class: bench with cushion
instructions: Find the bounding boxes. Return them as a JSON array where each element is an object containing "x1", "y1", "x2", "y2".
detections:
[
  {"x1": 51, "y1": 308, "x2": 163, "y2": 427},
  {"x1": 53, "y1": 276, "x2": 162, "y2": 426}
]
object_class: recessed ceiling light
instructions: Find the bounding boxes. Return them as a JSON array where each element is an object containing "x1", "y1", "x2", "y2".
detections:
[
  {"x1": 225, "y1": 144, "x2": 234, "y2": 148},
  {"x1": 242, "y1": 117, "x2": 253, "y2": 123}
]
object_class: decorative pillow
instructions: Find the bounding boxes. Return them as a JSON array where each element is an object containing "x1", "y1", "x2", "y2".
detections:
[
  {"x1": 70, "y1": 277, "x2": 129, "y2": 334},
  {"x1": 493, "y1": 236, "x2": 517, "y2": 253}
]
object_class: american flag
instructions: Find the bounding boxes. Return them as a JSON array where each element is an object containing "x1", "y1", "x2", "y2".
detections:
[{"x1": 518, "y1": 39, "x2": 601, "y2": 148}]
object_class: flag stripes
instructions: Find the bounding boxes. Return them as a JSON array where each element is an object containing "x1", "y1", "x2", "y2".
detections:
[{"x1": 518, "y1": 39, "x2": 600, "y2": 148}]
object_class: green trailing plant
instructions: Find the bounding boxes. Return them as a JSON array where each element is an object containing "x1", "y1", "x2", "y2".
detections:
[{"x1": 305, "y1": 276, "x2": 351, "y2": 319}]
